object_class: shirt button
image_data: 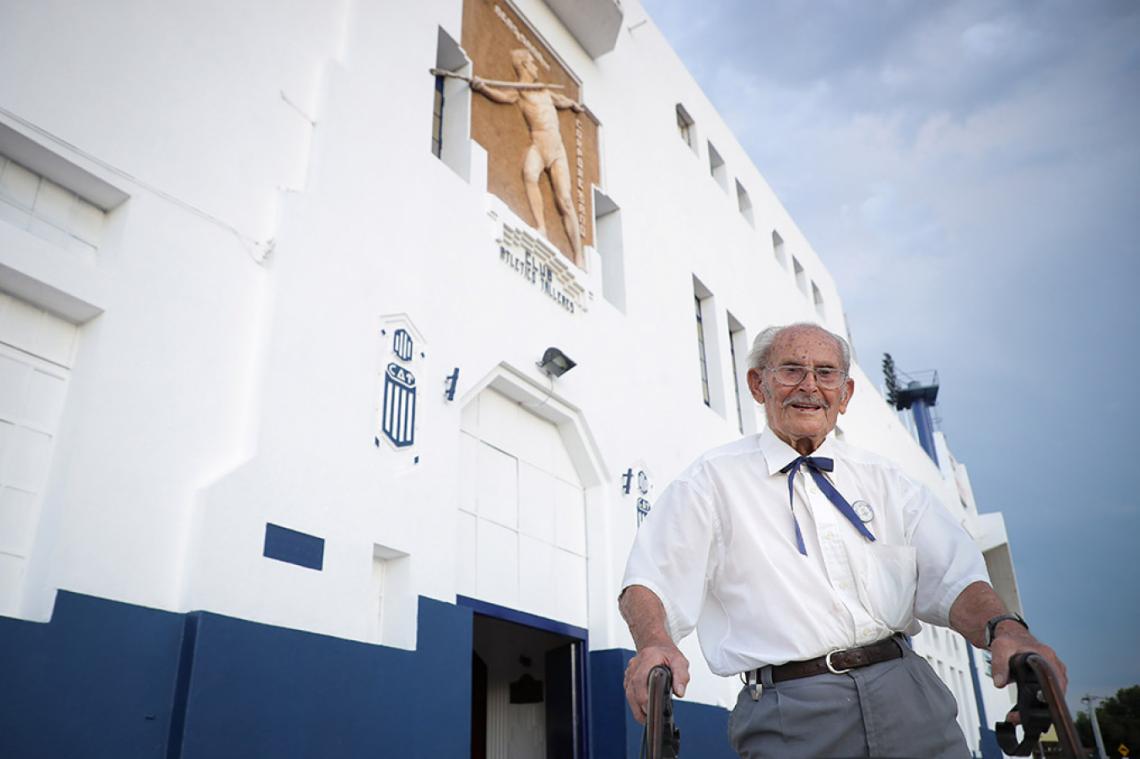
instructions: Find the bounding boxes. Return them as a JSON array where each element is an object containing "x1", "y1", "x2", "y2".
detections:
[{"x1": 838, "y1": 580, "x2": 851, "y2": 591}]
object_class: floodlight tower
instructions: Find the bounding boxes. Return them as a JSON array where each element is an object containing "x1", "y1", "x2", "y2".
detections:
[{"x1": 882, "y1": 353, "x2": 940, "y2": 465}]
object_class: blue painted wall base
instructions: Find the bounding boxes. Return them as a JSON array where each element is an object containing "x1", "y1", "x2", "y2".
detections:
[
  {"x1": 0, "y1": 594, "x2": 738, "y2": 758},
  {"x1": 589, "y1": 648, "x2": 736, "y2": 759},
  {"x1": 0, "y1": 591, "x2": 471, "y2": 759}
]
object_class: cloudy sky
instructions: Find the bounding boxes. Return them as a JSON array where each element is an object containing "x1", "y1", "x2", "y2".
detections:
[{"x1": 638, "y1": 0, "x2": 1140, "y2": 706}]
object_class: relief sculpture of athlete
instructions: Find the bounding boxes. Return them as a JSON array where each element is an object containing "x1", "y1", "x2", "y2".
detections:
[
  {"x1": 471, "y1": 48, "x2": 584, "y2": 266},
  {"x1": 620, "y1": 322, "x2": 1067, "y2": 757}
]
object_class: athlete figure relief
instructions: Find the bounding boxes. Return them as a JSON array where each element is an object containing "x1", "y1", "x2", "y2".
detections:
[{"x1": 470, "y1": 49, "x2": 584, "y2": 266}]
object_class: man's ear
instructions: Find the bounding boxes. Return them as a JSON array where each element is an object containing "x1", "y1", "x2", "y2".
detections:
[
  {"x1": 837, "y1": 376, "x2": 855, "y2": 414},
  {"x1": 747, "y1": 369, "x2": 766, "y2": 405}
]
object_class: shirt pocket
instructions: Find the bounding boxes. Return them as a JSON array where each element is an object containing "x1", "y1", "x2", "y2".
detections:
[{"x1": 856, "y1": 544, "x2": 918, "y2": 631}]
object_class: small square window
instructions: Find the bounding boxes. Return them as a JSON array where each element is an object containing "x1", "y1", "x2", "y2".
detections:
[
  {"x1": 735, "y1": 180, "x2": 754, "y2": 226},
  {"x1": 707, "y1": 141, "x2": 727, "y2": 191},
  {"x1": 793, "y1": 257, "x2": 807, "y2": 295},
  {"x1": 675, "y1": 104, "x2": 697, "y2": 153}
]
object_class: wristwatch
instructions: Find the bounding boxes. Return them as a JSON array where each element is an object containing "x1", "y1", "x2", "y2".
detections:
[{"x1": 984, "y1": 612, "x2": 1028, "y2": 648}]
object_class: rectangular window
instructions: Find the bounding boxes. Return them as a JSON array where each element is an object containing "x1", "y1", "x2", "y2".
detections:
[
  {"x1": 432, "y1": 27, "x2": 473, "y2": 180},
  {"x1": 793, "y1": 256, "x2": 807, "y2": 295},
  {"x1": 692, "y1": 277, "x2": 724, "y2": 415},
  {"x1": 957, "y1": 670, "x2": 974, "y2": 740},
  {"x1": 707, "y1": 141, "x2": 727, "y2": 191},
  {"x1": 811, "y1": 281, "x2": 826, "y2": 318},
  {"x1": 729, "y1": 327, "x2": 742, "y2": 430},
  {"x1": 727, "y1": 316, "x2": 748, "y2": 434},
  {"x1": 593, "y1": 188, "x2": 626, "y2": 312},
  {"x1": 772, "y1": 230, "x2": 787, "y2": 269},
  {"x1": 0, "y1": 153, "x2": 105, "y2": 255},
  {"x1": 431, "y1": 75, "x2": 445, "y2": 158},
  {"x1": 695, "y1": 293, "x2": 710, "y2": 407},
  {"x1": 675, "y1": 104, "x2": 696, "y2": 152},
  {"x1": 735, "y1": 179, "x2": 754, "y2": 226}
]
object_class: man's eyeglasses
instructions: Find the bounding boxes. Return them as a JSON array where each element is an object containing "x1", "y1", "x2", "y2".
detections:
[{"x1": 767, "y1": 364, "x2": 847, "y2": 389}]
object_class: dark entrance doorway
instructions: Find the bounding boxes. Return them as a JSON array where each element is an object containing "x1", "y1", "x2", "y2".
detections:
[{"x1": 467, "y1": 605, "x2": 586, "y2": 759}]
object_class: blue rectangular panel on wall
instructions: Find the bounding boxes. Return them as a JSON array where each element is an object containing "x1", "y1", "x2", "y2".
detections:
[{"x1": 263, "y1": 523, "x2": 324, "y2": 570}]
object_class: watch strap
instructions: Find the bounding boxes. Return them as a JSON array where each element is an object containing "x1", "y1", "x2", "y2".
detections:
[{"x1": 985, "y1": 613, "x2": 1028, "y2": 648}]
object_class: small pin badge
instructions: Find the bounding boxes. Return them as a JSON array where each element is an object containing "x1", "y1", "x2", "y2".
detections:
[{"x1": 853, "y1": 500, "x2": 875, "y2": 523}]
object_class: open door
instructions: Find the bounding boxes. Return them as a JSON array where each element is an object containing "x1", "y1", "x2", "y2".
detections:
[
  {"x1": 544, "y1": 642, "x2": 582, "y2": 759},
  {"x1": 469, "y1": 610, "x2": 586, "y2": 759}
]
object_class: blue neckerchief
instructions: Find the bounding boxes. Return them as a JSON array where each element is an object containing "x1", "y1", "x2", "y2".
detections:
[{"x1": 780, "y1": 456, "x2": 876, "y2": 555}]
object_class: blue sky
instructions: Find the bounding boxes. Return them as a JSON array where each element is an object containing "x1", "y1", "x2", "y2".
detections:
[{"x1": 637, "y1": 0, "x2": 1140, "y2": 707}]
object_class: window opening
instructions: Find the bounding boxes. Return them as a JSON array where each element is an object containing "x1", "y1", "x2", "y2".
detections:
[
  {"x1": 695, "y1": 293, "x2": 710, "y2": 406},
  {"x1": 772, "y1": 230, "x2": 787, "y2": 269},
  {"x1": 675, "y1": 104, "x2": 696, "y2": 153},
  {"x1": 707, "y1": 141, "x2": 727, "y2": 191},
  {"x1": 735, "y1": 180, "x2": 753, "y2": 226},
  {"x1": 729, "y1": 327, "x2": 743, "y2": 431},
  {"x1": 793, "y1": 257, "x2": 807, "y2": 295},
  {"x1": 0, "y1": 153, "x2": 105, "y2": 253},
  {"x1": 728, "y1": 322, "x2": 747, "y2": 433},
  {"x1": 431, "y1": 27, "x2": 473, "y2": 179},
  {"x1": 594, "y1": 188, "x2": 626, "y2": 312},
  {"x1": 431, "y1": 75, "x2": 445, "y2": 158}
]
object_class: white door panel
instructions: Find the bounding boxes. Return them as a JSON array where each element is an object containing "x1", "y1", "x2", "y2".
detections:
[{"x1": 0, "y1": 293, "x2": 76, "y2": 615}]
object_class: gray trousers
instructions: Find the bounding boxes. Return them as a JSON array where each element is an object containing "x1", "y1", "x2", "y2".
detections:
[{"x1": 727, "y1": 640, "x2": 970, "y2": 758}]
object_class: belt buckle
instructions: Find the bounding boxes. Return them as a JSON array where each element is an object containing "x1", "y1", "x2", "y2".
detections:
[{"x1": 825, "y1": 649, "x2": 851, "y2": 675}]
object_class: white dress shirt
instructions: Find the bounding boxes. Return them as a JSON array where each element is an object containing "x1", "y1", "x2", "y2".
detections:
[{"x1": 621, "y1": 431, "x2": 989, "y2": 676}]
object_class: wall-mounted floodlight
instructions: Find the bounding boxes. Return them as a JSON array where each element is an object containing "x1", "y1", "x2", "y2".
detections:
[{"x1": 537, "y1": 347, "x2": 576, "y2": 378}]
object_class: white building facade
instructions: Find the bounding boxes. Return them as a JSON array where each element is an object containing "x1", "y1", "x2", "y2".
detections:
[{"x1": 0, "y1": 1, "x2": 1021, "y2": 756}]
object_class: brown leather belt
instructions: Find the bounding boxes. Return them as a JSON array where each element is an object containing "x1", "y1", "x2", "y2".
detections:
[{"x1": 753, "y1": 636, "x2": 904, "y2": 683}]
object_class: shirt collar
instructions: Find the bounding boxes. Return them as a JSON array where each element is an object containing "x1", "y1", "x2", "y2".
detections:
[{"x1": 759, "y1": 429, "x2": 838, "y2": 476}]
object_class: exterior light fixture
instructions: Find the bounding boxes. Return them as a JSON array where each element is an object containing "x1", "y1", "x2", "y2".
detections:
[{"x1": 537, "y1": 347, "x2": 576, "y2": 378}]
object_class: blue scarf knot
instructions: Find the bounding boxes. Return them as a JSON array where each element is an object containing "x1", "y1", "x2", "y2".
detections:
[{"x1": 780, "y1": 455, "x2": 876, "y2": 556}]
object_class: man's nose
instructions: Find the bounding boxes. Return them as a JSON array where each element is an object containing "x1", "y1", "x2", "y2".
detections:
[{"x1": 797, "y1": 369, "x2": 819, "y2": 390}]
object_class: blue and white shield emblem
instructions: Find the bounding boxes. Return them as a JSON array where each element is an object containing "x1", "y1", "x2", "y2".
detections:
[
  {"x1": 381, "y1": 362, "x2": 416, "y2": 447},
  {"x1": 392, "y1": 329, "x2": 414, "y2": 361},
  {"x1": 636, "y1": 497, "x2": 651, "y2": 526}
]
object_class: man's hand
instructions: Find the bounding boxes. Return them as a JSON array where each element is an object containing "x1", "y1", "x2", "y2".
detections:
[
  {"x1": 469, "y1": 76, "x2": 485, "y2": 92},
  {"x1": 949, "y1": 581, "x2": 1068, "y2": 693},
  {"x1": 623, "y1": 643, "x2": 690, "y2": 724},
  {"x1": 990, "y1": 622, "x2": 1067, "y2": 692},
  {"x1": 618, "y1": 585, "x2": 691, "y2": 723}
]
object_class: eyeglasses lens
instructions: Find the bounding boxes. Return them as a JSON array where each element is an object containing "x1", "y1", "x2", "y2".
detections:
[{"x1": 772, "y1": 366, "x2": 843, "y2": 389}]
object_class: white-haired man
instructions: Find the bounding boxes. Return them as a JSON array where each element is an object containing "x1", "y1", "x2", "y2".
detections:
[{"x1": 620, "y1": 322, "x2": 1065, "y2": 757}]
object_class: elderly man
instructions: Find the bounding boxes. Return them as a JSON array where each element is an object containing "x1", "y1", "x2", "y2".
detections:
[{"x1": 620, "y1": 323, "x2": 1065, "y2": 757}]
